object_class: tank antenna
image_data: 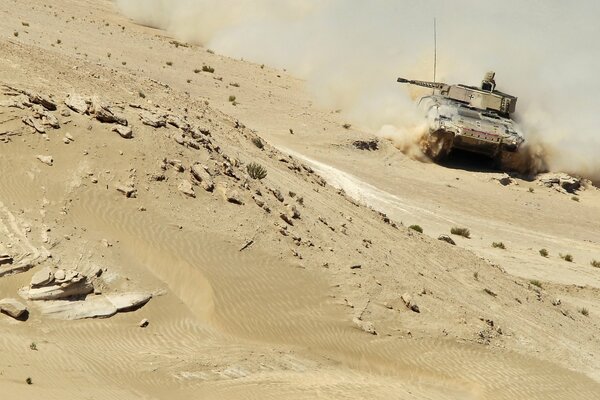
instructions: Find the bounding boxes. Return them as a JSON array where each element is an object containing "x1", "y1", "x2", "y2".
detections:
[{"x1": 433, "y1": 17, "x2": 437, "y2": 94}]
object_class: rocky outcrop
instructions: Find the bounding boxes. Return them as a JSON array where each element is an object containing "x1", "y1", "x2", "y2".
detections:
[
  {"x1": 538, "y1": 173, "x2": 583, "y2": 194},
  {"x1": 140, "y1": 110, "x2": 167, "y2": 128},
  {"x1": 21, "y1": 268, "x2": 93, "y2": 301},
  {"x1": 64, "y1": 94, "x2": 89, "y2": 114}
]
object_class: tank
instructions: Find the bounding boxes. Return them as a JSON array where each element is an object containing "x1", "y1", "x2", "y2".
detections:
[{"x1": 397, "y1": 72, "x2": 524, "y2": 162}]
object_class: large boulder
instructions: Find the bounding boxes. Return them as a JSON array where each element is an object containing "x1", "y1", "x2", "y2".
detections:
[{"x1": 0, "y1": 298, "x2": 28, "y2": 319}]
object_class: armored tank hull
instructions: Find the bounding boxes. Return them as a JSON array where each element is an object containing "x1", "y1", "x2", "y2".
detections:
[{"x1": 419, "y1": 95, "x2": 524, "y2": 161}]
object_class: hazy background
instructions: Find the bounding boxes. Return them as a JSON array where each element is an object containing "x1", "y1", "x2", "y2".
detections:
[{"x1": 116, "y1": 0, "x2": 600, "y2": 180}]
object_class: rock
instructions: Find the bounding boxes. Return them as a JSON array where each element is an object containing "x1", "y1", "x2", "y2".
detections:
[
  {"x1": 0, "y1": 298, "x2": 28, "y2": 319},
  {"x1": 36, "y1": 155, "x2": 53, "y2": 166},
  {"x1": 95, "y1": 104, "x2": 128, "y2": 126},
  {"x1": 115, "y1": 184, "x2": 137, "y2": 198},
  {"x1": 494, "y1": 173, "x2": 513, "y2": 186},
  {"x1": 36, "y1": 296, "x2": 117, "y2": 320},
  {"x1": 552, "y1": 298, "x2": 562, "y2": 306},
  {"x1": 0, "y1": 254, "x2": 13, "y2": 266},
  {"x1": 167, "y1": 114, "x2": 189, "y2": 130},
  {"x1": 178, "y1": 180, "x2": 196, "y2": 198},
  {"x1": 113, "y1": 125, "x2": 133, "y2": 139},
  {"x1": 280, "y1": 213, "x2": 294, "y2": 226},
  {"x1": 352, "y1": 139, "x2": 379, "y2": 151},
  {"x1": 270, "y1": 188, "x2": 284, "y2": 202},
  {"x1": 64, "y1": 94, "x2": 89, "y2": 114},
  {"x1": 139, "y1": 318, "x2": 150, "y2": 328},
  {"x1": 190, "y1": 164, "x2": 215, "y2": 192},
  {"x1": 166, "y1": 159, "x2": 184, "y2": 172},
  {"x1": 173, "y1": 132, "x2": 186, "y2": 145},
  {"x1": 33, "y1": 107, "x2": 60, "y2": 129},
  {"x1": 29, "y1": 93, "x2": 57, "y2": 111},
  {"x1": 31, "y1": 266, "x2": 54, "y2": 287},
  {"x1": 438, "y1": 235, "x2": 456, "y2": 245},
  {"x1": 225, "y1": 189, "x2": 243, "y2": 205},
  {"x1": 352, "y1": 317, "x2": 377, "y2": 335},
  {"x1": 105, "y1": 292, "x2": 152, "y2": 311},
  {"x1": 54, "y1": 269, "x2": 66, "y2": 282},
  {"x1": 538, "y1": 173, "x2": 583, "y2": 194},
  {"x1": 23, "y1": 116, "x2": 46, "y2": 133},
  {"x1": 140, "y1": 110, "x2": 166, "y2": 128},
  {"x1": 287, "y1": 204, "x2": 301, "y2": 219},
  {"x1": 401, "y1": 293, "x2": 420, "y2": 313}
]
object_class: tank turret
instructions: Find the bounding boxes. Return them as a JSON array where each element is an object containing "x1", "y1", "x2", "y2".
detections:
[{"x1": 397, "y1": 72, "x2": 517, "y2": 117}]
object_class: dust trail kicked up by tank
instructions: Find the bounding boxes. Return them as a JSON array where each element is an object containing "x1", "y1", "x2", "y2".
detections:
[{"x1": 116, "y1": 0, "x2": 600, "y2": 180}]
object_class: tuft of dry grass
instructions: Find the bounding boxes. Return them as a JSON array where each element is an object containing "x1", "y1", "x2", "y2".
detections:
[
  {"x1": 409, "y1": 225, "x2": 423, "y2": 233},
  {"x1": 451, "y1": 227, "x2": 470, "y2": 238},
  {"x1": 492, "y1": 242, "x2": 506, "y2": 250},
  {"x1": 560, "y1": 253, "x2": 574, "y2": 263},
  {"x1": 530, "y1": 280, "x2": 543, "y2": 289},
  {"x1": 247, "y1": 163, "x2": 267, "y2": 180},
  {"x1": 539, "y1": 248, "x2": 549, "y2": 257}
]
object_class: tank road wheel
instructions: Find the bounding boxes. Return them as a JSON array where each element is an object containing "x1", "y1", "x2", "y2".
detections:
[{"x1": 421, "y1": 130, "x2": 454, "y2": 162}]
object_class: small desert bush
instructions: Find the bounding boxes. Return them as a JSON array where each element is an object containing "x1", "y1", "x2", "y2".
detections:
[
  {"x1": 451, "y1": 227, "x2": 470, "y2": 238},
  {"x1": 473, "y1": 271, "x2": 479, "y2": 281},
  {"x1": 492, "y1": 242, "x2": 506, "y2": 250},
  {"x1": 409, "y1": 225, "x2": 423, "y2": 233},
  {"x1": 591, "y1": 260, "x2": 600, "y2": 268},
  {"x1": 166, "y1": 61, "x2": 173, "y2": 66},
  {"x1": 539, "y1": 248, "x2": 549, "y2": 257},
  {"x1": 29, "y1": 342, "x2": 37, "y2": 351},
  {"x1": 13, "y1": 31, "x2": 19, "y2": 37},
  {"x1": 228, "y1": 95, "x2": 236, "y2": 102},
  {"x1": 560, "y1": 253, "x2": 574, "y2": 263},
  {"x1": 22, "y1": 21, "x2": 30, "y2": 27},
  {"x1": 206, "y1": 49, "x2": 215, "y2": 54},
  {"x1": 202, "y1": 65, "x2": 215, "y2": 73},
  {"x1": 251, "y1": 137, "x2": 264, "y2": 149},
  {"x1": 342, "y1": 123, "x2": 352, "y2": 129},
  {"x1": 230, "y1": 82, "x2": 240, "y2": 87},
  {"x1": 579, "y1": 307, "x2": 589, "y2": 317},
  {"x1": 247, "y1": 163, "x2": 267, "y2": 180},
  {"x1": 26, "y1": 377, "x2": 32, "y2": 385},
  {"x1": 56, "y1": 39, "x2": 62, "y2": 44},
  {"x1": 530, "y1": 280, "x2": 543, "y2": 289}
]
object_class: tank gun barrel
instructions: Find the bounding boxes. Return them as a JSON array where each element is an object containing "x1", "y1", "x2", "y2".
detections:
[{"x1": 397, "y1": 77, "x2": 447, "y2": 91}]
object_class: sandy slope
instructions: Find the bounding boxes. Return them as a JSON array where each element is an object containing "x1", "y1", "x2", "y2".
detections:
[{"x1": 1, "y1": 1, "x2": 600, "y2": 399}]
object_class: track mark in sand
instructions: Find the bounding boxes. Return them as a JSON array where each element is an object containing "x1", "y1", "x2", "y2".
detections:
[{"x1": 279, "y1": 147, "x2": 458, "y2": 225}]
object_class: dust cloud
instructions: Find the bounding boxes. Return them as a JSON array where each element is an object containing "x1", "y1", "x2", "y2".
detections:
[{"x1": 116, "y1": 0, "x2": 600, "y2": 180}]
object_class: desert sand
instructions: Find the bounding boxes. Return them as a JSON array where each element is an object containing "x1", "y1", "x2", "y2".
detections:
[{"x1": 1, "y1": 1, "x2": 599, "y2": 399}]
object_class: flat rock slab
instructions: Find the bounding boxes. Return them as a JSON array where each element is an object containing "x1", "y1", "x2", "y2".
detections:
[
  {"x1": 37, "y1": 296, "x2": 117, "y2": 320},
  {"x1": 35, "y1": 292, "x2": 152, "y2": 320},
  {"x1": 105, "y1": 292, "x2": 152, "y2": 311},
  {"x1": 22, "y1": 281, "x2": 93, "y2": 301},
  {"x1": 0, "y1": 298, "x2": 28, "y2": 319}
]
